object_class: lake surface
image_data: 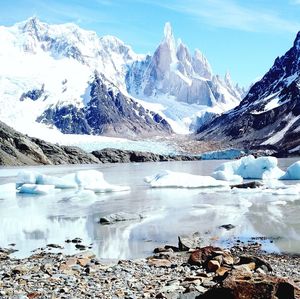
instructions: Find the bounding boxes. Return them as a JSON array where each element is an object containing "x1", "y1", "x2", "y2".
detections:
[{"x1": 0, "y1": 158, "x2": 300, "y2": 260}]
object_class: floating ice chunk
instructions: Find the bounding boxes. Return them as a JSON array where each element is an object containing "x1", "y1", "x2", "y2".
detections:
[
  {"x1": 75, "y1": 170, "x2": 130, "y2": 193},
  {"x1": 212, "y1": 170, "x2": 243, "y2": 183},
  {"x1": 17, "y1": 184, "x2": 55, "y2": 195},
  {"x1": 75, "y1": 170, "x2": 105, "y2": 187},
  {"x1": 145, "y1": 170, "x2": 229, "y2": 188},
  {"x1": 280, "y1": 161, "x2": 300, "y2": 180},
  {"x1": 16, "y1": 171, "x2": 38, "y2": 188},
  {"x1": 212, "y1": 155, "x2": 285, "y2": 181},
  {"x1": 36, "y1": 174, "x2": 77, "y2": 189}
]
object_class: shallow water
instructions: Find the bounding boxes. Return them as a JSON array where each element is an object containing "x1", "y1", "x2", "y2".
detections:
[{"x1": 0, "y1": 158, "x2": 300, "y2": 260}]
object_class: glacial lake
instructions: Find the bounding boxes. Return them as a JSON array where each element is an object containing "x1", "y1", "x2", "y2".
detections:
[{"x1": 0, "y1": 158, "x2": 300, "y2": 260}]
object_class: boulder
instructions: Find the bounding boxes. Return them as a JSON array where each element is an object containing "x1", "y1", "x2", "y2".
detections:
[
  {"x1": 230, "y1": 181, "x2": 264, "y2": 189},
  {"x1": 178, "y1": 232, "x2": 203, "y2": 251},
  {"x1": 99, "y1": 212, "x2": 144, "y2": 224}
]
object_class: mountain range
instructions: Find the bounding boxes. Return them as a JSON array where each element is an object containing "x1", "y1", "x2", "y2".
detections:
[
  {"x1": 2, "y1": 17, "x2": 299, "y2": 155},
  {"x1": 0, "y1": 17, "x2": 243, "y2": 139},
  {"x1": 196, "y1": 31, "x2": 300, "y2": 154}
]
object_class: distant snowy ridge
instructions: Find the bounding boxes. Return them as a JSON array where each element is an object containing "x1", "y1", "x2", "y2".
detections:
[
  {"x1": 196, "y1": 30, "x2": 300, "y2": 153},
  {"x1": 0, "y1": 17, "x2": 243, "y2": 139}
]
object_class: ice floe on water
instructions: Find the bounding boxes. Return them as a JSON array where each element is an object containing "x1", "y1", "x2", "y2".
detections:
[
  {"x1": 15, "y1": 170, "x2": 129, "y2": 196},
  {"x1": 212, "y1": 155, "x2": 285, "y2": 181},
  {"x1": 36, "y1": 174, "x2": 77, "y2": 189},
  {"x1": 18, "y1": 184, "x2": 56, "y2": 195},
  {"x1": 75, "y1": 170, "x2": 130, "y2": 193},
  {"x1": 145, "y1": 170, "x2": 229, "y2": 188},
  {"x1": 280, "y1": 161, "x2": 300, "y2": 180}
]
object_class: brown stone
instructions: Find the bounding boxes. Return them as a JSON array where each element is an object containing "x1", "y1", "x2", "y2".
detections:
[
  {"x1": 65, "y1": 258, "x2": 77, "y2": 267},
  {"x1": 198, "y1": 273, "x2": 300, "y2": 299},
  {"x1": 216, "y1": 266, "x2": 231, "y2": 277},
  {"x1": 147, "y1": 258, "x2": 172, "y2": 267},
  {"x1": 78, "y1": 258, "x2": 90, "y2": 267},
  {"x1": 238, "y1": 255, "x2": 272, "y2": 272},
  {"x1": 188, "y1": 246, "x2": 222, "y2": 266},
  {"x1": 27, "y1": 292, "x2": 41, "y2": 299},
  {"x1": 207, "y1": 260, "x2": 220, "y2": 272},
  {"x1": 74, "y1": 250, "x2": 95, "y2": 259},
  {"x1": 223, "y1": 273, "x2": 298, "y2": 299},
  {"x1": 223, "y1": 253, "x2": 234, "y2": 266}
]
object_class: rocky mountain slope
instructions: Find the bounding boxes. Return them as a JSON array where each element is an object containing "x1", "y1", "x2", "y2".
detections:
[
  {"x1": 0, "y1": 17, "x2": 242, "y2": 139},
  {"x1": 196, "y1": 31, "x2": 300, "y2": 154},
  {"x1": 0, "y1": 120, "x2": 198, "y2": 166},
  {"x1": 37, "y1": 73, "x2": 172, "y2": 137}
]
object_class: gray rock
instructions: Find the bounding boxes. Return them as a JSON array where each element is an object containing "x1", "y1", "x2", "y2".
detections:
[
  {"x1": 230, "y1": 181, "x2": 264, "y2": 189},
  {"x1": 178, "y1": 232, "x2": 203, "y2": 251},
  {"x1": 99, "y1": 212, "x2": 144, "y2": 225}
]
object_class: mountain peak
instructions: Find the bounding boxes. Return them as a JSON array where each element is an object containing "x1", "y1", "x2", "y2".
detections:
[
  {"x1": 163, "y1": 22, "x2": 173, "y2": 40},
  {"x1": 20, "y1": 16, "x2": 47, "y2": 38},
  {"x1": 293, "y1": 31, "x2": 300, "y2": 49},
  {"x1": 224, "y1": 71, "x2": 232, "y2": 84}
]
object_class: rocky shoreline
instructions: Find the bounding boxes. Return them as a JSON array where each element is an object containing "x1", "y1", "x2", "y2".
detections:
[{"x1": 1, "y1": 238, "x2": 299, "y2": 299}]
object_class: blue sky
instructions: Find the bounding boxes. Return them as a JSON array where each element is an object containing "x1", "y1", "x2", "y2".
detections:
[{"x1": 1, "y1": 0, "x2": 300, "y2": 87}]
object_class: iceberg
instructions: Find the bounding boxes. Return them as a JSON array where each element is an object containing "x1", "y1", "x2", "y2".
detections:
[
  {"x1": 75, "y1": 170, "x2": 130, "y2": 193},
  {"x1": 145, "y1": 170, "x2": 229, "y2": 188},
  {"x1": 280, "y1": 161, "x2": 300, "y2": 180},
  {"x1": 17, "y1": 184, "x2": 55, "y2": 195},
  {"x1": 16, "y1": 171, "x2": 39, "y2": 188},
  {"x1": 212, "y1": 155, "x2": 285, "y2": 181},
  {"x1": 16, "y1": 171, "x2": 77, "y2": 189},
  {"x1": 36, "y1": 174, "x2": 77, "y2": 189}
]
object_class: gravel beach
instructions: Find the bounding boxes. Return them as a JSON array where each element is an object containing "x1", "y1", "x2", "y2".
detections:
[{"x1": 0, "y1": 238, "x2": 300, "y2": 299}]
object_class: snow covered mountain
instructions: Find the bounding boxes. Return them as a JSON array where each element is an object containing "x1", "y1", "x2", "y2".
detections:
[
  {"x1": 126, "y1": 23, "x2": 243, "y2": 131},
  {"x1": 38, "y1": 72, "x2": 172, "y2": 137},
  {"x1": 197, "y1": 31, "x2": 300, "y2": 154},
  {"x1": 0, "y1": 17, "x2": 242, "y2": 139}
]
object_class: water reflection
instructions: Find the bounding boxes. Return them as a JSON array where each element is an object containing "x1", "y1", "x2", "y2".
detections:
[{"x1": 0, "y1": 159, "x2": 299, "y2": 259}]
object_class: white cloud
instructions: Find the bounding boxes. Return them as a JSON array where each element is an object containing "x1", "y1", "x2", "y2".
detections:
[{"x1": 143, "y1": 0, "x2": 300, "y2": 34}]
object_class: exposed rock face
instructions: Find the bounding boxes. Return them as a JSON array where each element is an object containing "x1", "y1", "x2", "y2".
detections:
[
  {"x1": 92, "y1": 148, "x2": 199, "y2": 163},
  {"x1": 197, "y1": 31, "x2": 300, "y2": 154},
  {"x1": 38, "y1": 73, "x2": 173, "y2": 137},
  {"x1": 0, "y1": 120, "x2": 99, "y2": 166}
]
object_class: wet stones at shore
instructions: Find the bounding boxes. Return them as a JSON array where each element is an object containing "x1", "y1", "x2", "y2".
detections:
[
  {"x1": 99, "y1": 212, "x2": 144, "y2": 225},
  {"x1": 0, "y1": 238, "x2": 300, "y2": 299}
]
